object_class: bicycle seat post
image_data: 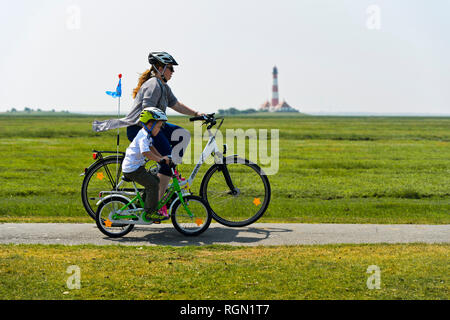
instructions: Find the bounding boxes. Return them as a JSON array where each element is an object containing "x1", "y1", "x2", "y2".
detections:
[
  {"x1": 132, "y1": 181, "x2": 139, "y2": 194},
  {"x1": 116, "y1": 178, "x2": 125, "y2": 189}
]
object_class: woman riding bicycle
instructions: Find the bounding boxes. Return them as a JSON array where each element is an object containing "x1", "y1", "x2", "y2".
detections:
[{"x1": 93, "y1": 51, "x2": 205, "y2": 202}]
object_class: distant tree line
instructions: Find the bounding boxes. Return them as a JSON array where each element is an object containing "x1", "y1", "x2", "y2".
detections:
[
  {"x1": 5, "y1": 108, "x2": 69, "y2": 113},
  {"x1": 217, "y1": 107, "x2": 260, "y2": 115}
]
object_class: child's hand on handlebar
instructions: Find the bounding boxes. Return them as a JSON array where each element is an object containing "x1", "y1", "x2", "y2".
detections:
[{"x1": 159, "y1": 156, "x2": 171, "y2": 165}]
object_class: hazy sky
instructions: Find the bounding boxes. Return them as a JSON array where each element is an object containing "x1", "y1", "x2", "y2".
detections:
[{"x1": 0, "y1": 0, "x2": 449, "y2": 115}]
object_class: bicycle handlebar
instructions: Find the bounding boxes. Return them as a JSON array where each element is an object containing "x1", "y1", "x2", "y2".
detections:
[
  {"x1": 189, "y1": 115, "x2": 206, "y2": 122},
  {"x1": 189, "y1": 113, "x2": 216, "y2": 122},
  {"x1": 189, "y1": 113, "x2": 225, "y2": 131}
]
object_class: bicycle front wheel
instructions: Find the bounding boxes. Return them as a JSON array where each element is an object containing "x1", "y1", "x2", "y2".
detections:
[
  {"x1": 171, "y1": 195, "x2": 212, "y2": 236},
  {"x1": 200, "y1": 156, "x2": 271, "y2": 227}
]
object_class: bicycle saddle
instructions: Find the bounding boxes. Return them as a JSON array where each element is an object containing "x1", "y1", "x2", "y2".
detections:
[{"x1": 121, "y1": 176, "x2": 133, "y2": 183}]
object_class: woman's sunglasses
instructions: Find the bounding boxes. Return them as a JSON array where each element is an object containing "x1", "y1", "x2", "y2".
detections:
[{"x1": 167, "y1": 65, "x2": 174, "y2": 72}]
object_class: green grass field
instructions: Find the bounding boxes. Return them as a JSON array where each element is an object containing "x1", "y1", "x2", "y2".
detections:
[
  {"x1": 0, "y1": 114, "x2": 449, "y2": 223},
  {"x1": 1, "y1": 114, "x2": 449, "y2": 301},
  {"x1": 0, "y1": 243, "x2": 448, "y2": 300}
]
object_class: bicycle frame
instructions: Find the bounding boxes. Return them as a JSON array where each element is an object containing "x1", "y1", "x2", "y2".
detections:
[
  {"x1": 80, "y1": 150, "x2": 125, "y2": 177},
  {"x1": 103, "y1": 169, "x2": 194, "y2": 225},
  {"x1": 184, "y1": 126, "x2": 230, "y2": 189}
]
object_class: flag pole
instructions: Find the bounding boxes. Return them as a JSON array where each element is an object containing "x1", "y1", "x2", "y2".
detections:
[
  {"x1": 115, "y1": 96, "x2": 120, "y2": 191},
  {"x1": 105, "y1": 73, "x2": 123, "y2": 191},
  {"x1": 115, "y1": 74, "x2": 122, "y2": 191}
]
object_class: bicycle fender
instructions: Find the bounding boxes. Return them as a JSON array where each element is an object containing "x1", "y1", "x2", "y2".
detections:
[
  {"x1": 83, "y1": 155, "x2": 124, "y2": 175},
  {"x1": 96, "y1": 194, "x2": 133, "y2": 206},
  {"x1": 167, "y1": 192, "x2": 192, "y2": 215}
]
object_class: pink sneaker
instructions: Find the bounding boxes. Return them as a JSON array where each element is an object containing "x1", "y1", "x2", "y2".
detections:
[{"x1": 158, "y1": 205, "x2": 169, "y2": 218}]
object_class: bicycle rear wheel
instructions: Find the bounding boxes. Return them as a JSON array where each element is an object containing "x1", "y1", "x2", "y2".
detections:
[
  {"x1": 171, "y1": 195, "x2": 212, "y2": 236},
  {"x1": 200, "y1": 156, "x2": 271, "y2": 227},
  {"x1": 81, "y1": 156, "x2": 136, "y2": 220},
  {"x1": 95, "y1": 197, "x2": 134, "y2": 238}
]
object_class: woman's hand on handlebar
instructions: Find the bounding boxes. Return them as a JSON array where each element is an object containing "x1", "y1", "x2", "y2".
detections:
[
  {"x1": 194, "y1": 111, "x2": 206, "y2": 117},
  {"x1": 189, "y1": 112, "x2": 207, "y2": 121}
]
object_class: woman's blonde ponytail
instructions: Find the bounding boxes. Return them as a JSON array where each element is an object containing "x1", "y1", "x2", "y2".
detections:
[{"x1": 132, "y1": 63, "x2": 164, "y2": 99}]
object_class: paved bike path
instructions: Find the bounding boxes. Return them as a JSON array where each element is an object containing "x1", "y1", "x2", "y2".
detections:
[{"x1": 0, "y1": 223, "x2": 448, "y2": 246}]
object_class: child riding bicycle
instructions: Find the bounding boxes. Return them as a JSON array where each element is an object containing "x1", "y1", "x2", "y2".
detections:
[{"x1": 122, "y1": 107, "x2": 171, "y2": 221}]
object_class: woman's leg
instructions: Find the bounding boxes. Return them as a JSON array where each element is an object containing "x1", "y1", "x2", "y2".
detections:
[
  {"x1": 165, "y1": 123, "x2": 191, "y2": 165},
  {"x1": 152, "y1": 126, "x2": 172, "y2": 199},
  {"x1": 157, "y1": 175, "x2": 171, "y2": 201},
  {"x1": 152, "y1": 122, "x2": 191, "y2": 199}
]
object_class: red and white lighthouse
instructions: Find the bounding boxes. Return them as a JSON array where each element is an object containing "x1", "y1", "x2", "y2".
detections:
[
  {"x1": 271, "y1": 66, "x2": 279, "y2": 107},
  {"x1": 259, "y1": 65, "x2": 299, "y2": 113}
]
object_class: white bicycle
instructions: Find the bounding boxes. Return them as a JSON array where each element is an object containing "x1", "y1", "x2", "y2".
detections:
[{"x1": 81, "y1": 113, "x2": 271, "y2": 227}]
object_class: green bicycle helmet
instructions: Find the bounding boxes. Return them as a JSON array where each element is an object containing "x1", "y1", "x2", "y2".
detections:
[{"x1": 139, "y1": 107, "x2": 168, "y2": 124}]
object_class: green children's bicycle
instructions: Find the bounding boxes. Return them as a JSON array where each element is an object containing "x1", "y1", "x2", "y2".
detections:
[{"x1": 95, "y1": 160, "x2": 211, "y2": 238}]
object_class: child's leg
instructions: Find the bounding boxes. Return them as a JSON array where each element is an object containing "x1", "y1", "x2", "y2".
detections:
[
  {"x1": 144, "y1": 174, "x2": 160, "y2": 214},
  {"x1": 124, "y1": 167, "x2": 160, "y2": 213}
]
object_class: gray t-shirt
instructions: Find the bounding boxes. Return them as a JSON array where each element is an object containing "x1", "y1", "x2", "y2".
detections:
[
  {"x1": 139, "y1": 77, "x2": 177, "y2": 113},
  {"x1": 92, "y1": 77, "x2": 177, "y2": 132}
]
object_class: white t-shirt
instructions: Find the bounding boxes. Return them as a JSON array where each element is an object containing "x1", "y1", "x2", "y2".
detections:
[{"x1": 122, "y1": 128, "x2": 153, "y2": 173}]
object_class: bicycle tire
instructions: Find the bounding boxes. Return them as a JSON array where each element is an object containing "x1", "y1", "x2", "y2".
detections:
[
  {"x1": 171, "y1": 195, "x2": 212, "y2": 236},
  {"x1": 200, "y1": 156, "x2": 271, "y2": 227},
  {"x1": 81, "y1": 156, "x2": 125, "y2": 220},
  {"x1": 95, "y1": 196, "x2": 135, "y2": 238}
]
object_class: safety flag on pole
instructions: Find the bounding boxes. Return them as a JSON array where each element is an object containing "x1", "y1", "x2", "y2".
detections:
[
  {"x1": 92, "y1": 73, "x2": 130, "y2": 132},
  {"x1": 106, "y1": 74, "x2": 122, "y2": 98}
]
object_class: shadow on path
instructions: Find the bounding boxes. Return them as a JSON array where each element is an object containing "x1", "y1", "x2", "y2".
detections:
[{"x1": 104, "y1": 225, "x2": 293, "y2": 247}]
